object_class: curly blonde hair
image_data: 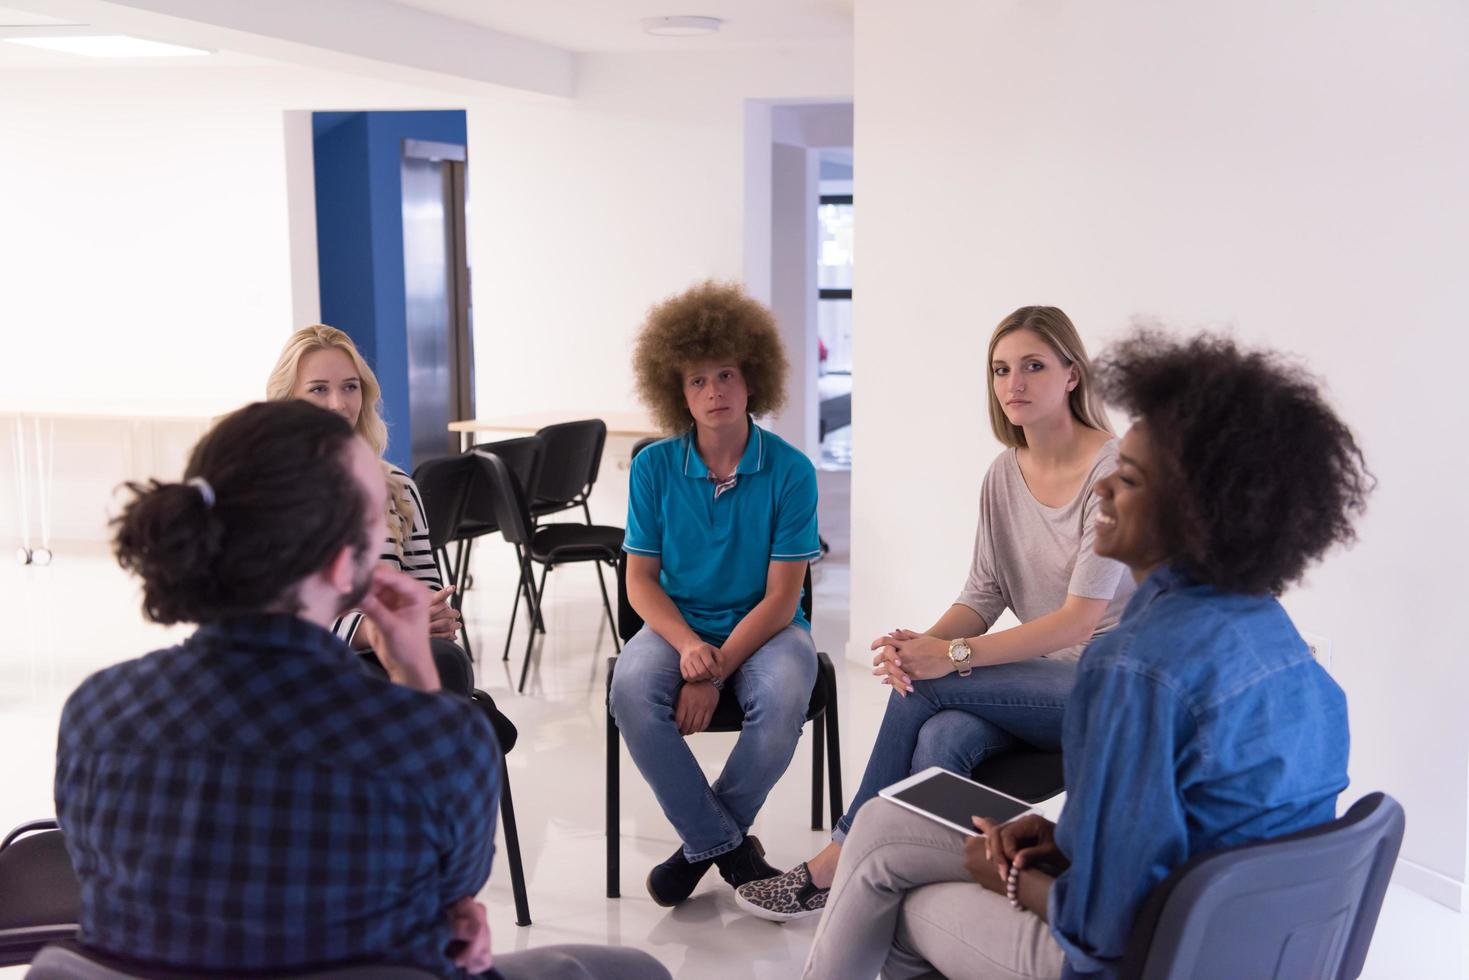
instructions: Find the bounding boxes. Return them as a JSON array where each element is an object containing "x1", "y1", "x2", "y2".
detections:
[
  {"x1": 633, "y1": 281, "x2": 789, "y2": 434},
  {"x1": 265, "y1": 324, "x2": 413, "y2": 555}
]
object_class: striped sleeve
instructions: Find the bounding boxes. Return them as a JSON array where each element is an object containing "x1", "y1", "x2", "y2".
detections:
[
  {"x1": 331, "y1": 469, "x2": 444, "y2": 646},
  {"x1": 394, "y1": 471, "x2": 443, "y2": 592}
]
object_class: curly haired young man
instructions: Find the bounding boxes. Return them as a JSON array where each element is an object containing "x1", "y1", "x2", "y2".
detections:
[{"x1": 609, "y1": 281, "x2": 822, "y2": 906}]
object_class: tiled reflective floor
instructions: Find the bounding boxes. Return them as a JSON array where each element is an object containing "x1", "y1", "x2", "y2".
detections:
[{"x1": 1, "y1": 470, "x2": 1464, "y2": 977}]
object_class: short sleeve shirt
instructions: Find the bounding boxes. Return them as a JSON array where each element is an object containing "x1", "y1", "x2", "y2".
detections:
[
  {"x1": 623, "y1": 421, "x2": 820, "y2": 643},
  {"x1": 954, "y1": 441, "x2": 1135, "y2": 661}
]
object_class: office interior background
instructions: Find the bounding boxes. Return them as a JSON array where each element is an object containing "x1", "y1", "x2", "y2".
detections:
[{"x1": 1, "y1": 0, "x2": 1466, "y2": 976}]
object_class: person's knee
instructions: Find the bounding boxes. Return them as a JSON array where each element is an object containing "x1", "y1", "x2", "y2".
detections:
[
  {"x1": 609, "y1": 638, "x2": 677, "y2": 727},
  {"x1": 845, "y1": 798, "x2": 911, "y2": 850},
  {"x1": 429, "y1": 639, "x2": 472, "y2": 696},
  {"x1": 910, "y1": 711, "x2": 1005, "y2": 776}
]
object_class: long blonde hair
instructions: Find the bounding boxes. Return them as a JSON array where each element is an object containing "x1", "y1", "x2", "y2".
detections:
[
  {"x1": 266, "y1": 324, "x2": 412, "y2": 554},
  {"x1": 986, "y1": 306, "x2": 1113, "y2": 448}
]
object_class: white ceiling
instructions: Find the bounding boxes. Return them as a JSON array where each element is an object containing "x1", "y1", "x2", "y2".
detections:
[
  {"x1": 0, "y1": 0, "x2": 852, "y2": 75},
  {"x1": 390, "y1": 0, "x2": 853, "y2": 53}
]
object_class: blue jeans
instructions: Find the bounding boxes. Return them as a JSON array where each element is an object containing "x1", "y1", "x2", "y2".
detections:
[
  {"x1": 610, "y1": 624, "x2": 817, "y2": 861},
  {"x1": 833, "y1": 657, "x2": 1077, "y2": 841}
]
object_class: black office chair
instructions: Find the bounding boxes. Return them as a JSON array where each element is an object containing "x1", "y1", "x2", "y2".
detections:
[
  {"x1": 477, "y1": 451, "x2": 624, "y2": 693},
  {"x1": 409, "y1": 454, "x2": 473, "y2": 589},
  {"x1": 467, "y1": 691, "x2": 532, "y2": 927},
  {"x1": 417, "y1": 439, "x2": 546, "y2": 661},
  {"x1": 971, "y1": 745, "x2": 1065, "y2": 804},
  {"x1": 1118, "y1": 792, "x2": 1404, "y2": 979},
  {"x1": 0, "y1": 821, "x2": 79, "y2": 966},
  {"x1": 529, "y1": 419, "x2": 608, "y2": 524},
  {"x1": 605, "y1": 556, "x2": 843, "y2": 898},
  {"x1": 26, "y1": 939, "x2": 438, "y2": 978}
]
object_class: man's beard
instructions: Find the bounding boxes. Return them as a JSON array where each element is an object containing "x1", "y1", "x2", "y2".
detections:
[{"x1": 338, "y1": 544, "x2": 375, "y2": 614}]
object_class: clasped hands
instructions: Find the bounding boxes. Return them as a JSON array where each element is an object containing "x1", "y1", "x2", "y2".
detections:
[
  {"x1": 675, "y1": 640, "x2": 724, "y2": 736},
  {"x1": 963, "y1": 813, "x2": 1065, "y2": 896},
  {"x1": 870, "y1": 628, "x2": 957, "y2": 696}
]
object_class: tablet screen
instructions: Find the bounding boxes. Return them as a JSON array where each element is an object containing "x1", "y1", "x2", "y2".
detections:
[{"x1": 890, "y1": 771, "x2": 1031, "y2": 830}]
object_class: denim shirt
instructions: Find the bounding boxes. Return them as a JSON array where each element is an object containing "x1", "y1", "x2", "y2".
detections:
[{"x1": 1048, "y1": 566, "x2": 1349, "y2": 977}]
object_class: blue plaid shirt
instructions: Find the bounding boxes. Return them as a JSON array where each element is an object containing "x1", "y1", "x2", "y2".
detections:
[
  {"x1": 1049, "y1": 567, "x2": 1349, "y2": 977},
  {"x1": 55, "y1": 614, "x2": 500, "y2": 977}
]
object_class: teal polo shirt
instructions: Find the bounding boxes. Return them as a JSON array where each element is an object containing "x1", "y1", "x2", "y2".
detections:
[{"x1": 623, "y1": 420, "x2": 820, "y2": 644}]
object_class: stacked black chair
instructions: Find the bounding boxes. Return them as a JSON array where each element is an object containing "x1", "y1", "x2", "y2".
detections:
[
  {"x1": 529, "y1": 419, "x2": 608, "y2": 524},
  {"x1": 477, "y1": 451, "x2": 624, "y2": 693},
  {"x1": 416, "y1": 440, "x2": 545, "y2": 662},
  {"x1": 0, "y1": 820, "x2": 78, "y2": 965},
  {"x1": 409, "y1": 453, "x2": 475, "y2": 604},
  {"x1": 605, "y1": 556, "x2": 843, "y2": 898}
]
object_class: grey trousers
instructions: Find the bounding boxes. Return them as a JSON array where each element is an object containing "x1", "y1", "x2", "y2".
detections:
[
  {"x1": 492, "y1": 943, "x2": 671, "y2": 980},
  {"x1": 803, "y1": 799, "x2": 1065, "y2": 980}
]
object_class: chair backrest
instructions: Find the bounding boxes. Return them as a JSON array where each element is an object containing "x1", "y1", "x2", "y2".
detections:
[
  {"x1": 629, "y1": 435, "x2": 659, "y2": 462},
  {"x1": 27, "y1": 940, "x2": 438, "y2": 979},
  {"x1": 462, "y1": 436, "x2": 543, "y2": 531},
  {"x1": 616, "y1": 552, "x2": 814, "y2": 643},
  {"x1": 408, "y1": 455, "x2": 475, "y2": 551},
  {"x1": 1122, "y1": 792, "x2": 1405, "y2": 980},
  {"x1": 532, "y1": 419, "x2": 607, "y2": 507},
  {"x1": 475, "y1": 450, "x2": 538, "y2": 549}
]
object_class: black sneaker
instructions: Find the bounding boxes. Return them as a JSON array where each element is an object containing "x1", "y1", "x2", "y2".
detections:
[
  {"x1": 646, "y1": 845, "x2": 714, "y2": 907},
  {"x1": 714, "y1": 835, "x2": 779, "y2": 889}
]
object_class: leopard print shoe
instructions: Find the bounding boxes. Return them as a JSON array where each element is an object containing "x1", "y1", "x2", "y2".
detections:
[{"x1": 734, "y1": 862, "x2": 829, "y2": 922}]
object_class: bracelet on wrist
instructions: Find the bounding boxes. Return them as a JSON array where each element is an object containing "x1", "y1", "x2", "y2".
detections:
[{"x1": 1006, "y1": 863, "x2": 1022, "y2": 910}]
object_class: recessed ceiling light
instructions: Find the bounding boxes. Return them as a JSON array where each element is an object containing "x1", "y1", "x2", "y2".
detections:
[
  {"x1": 5, "y1": 35, "x2": 211, "y2": 58},
  {"x1": 641, "y1": 15, "x2": 722, "y2": 38}
]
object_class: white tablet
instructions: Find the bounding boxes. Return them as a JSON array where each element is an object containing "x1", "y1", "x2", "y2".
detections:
[{"x1": 878, "y1": 766, "x2": 1036, "y2": 837}]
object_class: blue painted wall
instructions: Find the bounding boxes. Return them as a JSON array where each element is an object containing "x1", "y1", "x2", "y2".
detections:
[{"x1": 312, "y1": 110, "x2": 467, "y2": 472}]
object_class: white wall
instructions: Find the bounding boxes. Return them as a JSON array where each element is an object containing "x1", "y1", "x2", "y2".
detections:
[
  {"x1": 462, "y1": 45, "x2": 853, "y2": 423},
  {"x1": 0, "y1": 45, "x2": 850, "y2": 545},
  {"x1": 0, "y1": 65, "x2": 453, "y2": 417},
  {"x1": 853, "y1": 0, "x2": 1469, "y2": 905},
  {"x1": 768, "y1": 140, "x2": 820, "y2": 455}
]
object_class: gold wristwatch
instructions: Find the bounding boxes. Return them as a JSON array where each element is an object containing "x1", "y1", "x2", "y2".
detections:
[{"x1": 948, "y1": 638, "x2": 974, "y2": 677}]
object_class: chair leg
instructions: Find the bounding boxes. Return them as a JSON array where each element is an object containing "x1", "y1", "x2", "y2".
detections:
[
  {"x1": 454, "y1": 539, "x2": 475, "y2": 597},
  {"x1": 594, "y1": 560, "x2": 621, "y2": 653},
  {"x1": 522, "y1": 545, "x2": 546, "y2": 634},
  {"x1": 435, "y1": 546, "x2": 455, "y2": 589},
  {"x1": 498, "y1": 761, "x2": 532, "y2": 926},
  {"x1": 811, "y1": 715, "x2": 825, "y2": 830},
  {"x1": 607, "y1": 680, "x2": 621, "y2": 898},
  {"x1": 517, "y1": 563, "x2": 548, "y2": 694},
  {"x1": 826, "y1": 688, "x2": 844, "y2": 828},
  {"x1": 502, "y1": 561, "x2": 523, "y2": 663}
]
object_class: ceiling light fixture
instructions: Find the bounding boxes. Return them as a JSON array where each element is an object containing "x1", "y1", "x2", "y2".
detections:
[
  {"x1": 5, "y1": 35, "x2": 211, "y2": 58},
  {"x1": 641, "y1": 15, "x2": 722, "y2": 38}
]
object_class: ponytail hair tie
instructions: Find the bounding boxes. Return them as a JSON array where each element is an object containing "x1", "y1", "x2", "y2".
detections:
[{"x1": 186, "y1": 476, "x2": 216, "y2": 509}]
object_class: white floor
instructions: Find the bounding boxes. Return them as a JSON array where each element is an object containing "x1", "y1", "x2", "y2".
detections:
[{"x1": 2, "y1": 470, "x2": 1465, "y2": 978}]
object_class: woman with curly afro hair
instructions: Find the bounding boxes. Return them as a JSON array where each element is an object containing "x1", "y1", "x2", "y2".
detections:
[
  {"x1": 609, "y1": 281, "x2": 822, "y2": 906},
  {"x1": 804, "y1": 331, "x2": 1371, "y2": 980}
]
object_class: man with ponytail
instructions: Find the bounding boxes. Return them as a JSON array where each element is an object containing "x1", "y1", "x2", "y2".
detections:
[{"x1": 56, "y1": 401, "x2": 667, "y2": 980}]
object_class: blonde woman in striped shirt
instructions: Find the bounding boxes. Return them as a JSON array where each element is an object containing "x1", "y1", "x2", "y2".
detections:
[{"x1": 267, "y1": 324, "x2": 470, "y2": 694}]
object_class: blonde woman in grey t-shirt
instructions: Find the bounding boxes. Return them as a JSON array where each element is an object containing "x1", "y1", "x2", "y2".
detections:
[{"x1": 737, "y1": 306, "x2": 1136, "y2": 922}]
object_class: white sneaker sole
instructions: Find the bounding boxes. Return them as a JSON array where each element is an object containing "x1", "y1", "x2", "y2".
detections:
[{"x1": 734, "y1": 887, "x2": 826, "y2": 922}]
